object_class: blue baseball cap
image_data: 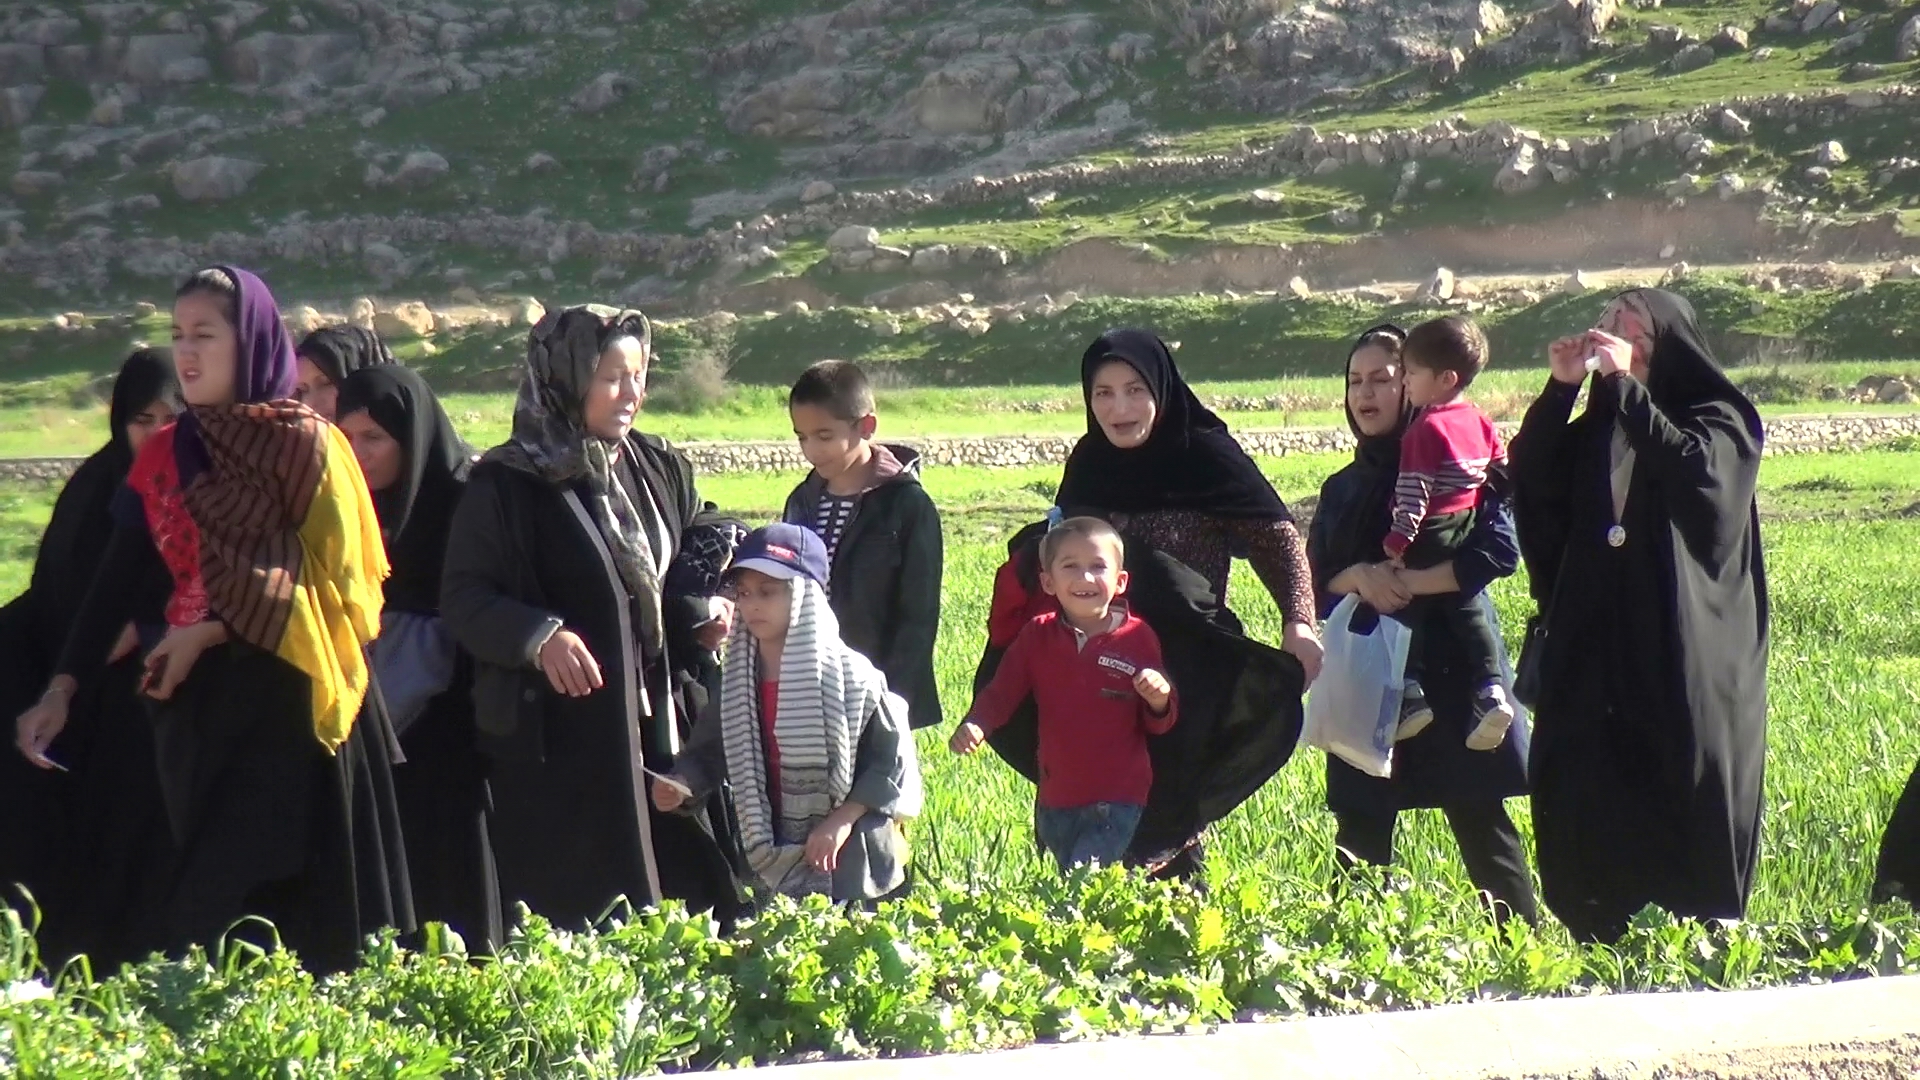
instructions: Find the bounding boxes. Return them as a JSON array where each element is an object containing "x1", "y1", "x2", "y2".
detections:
[{"x1": 728, "y1": 523, "x2": 830, "y2": 587}]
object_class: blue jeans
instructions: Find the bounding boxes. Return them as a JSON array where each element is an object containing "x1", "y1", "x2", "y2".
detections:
[{"x1": 1034, "y1": 802, "x2": 1144, "y2": 874}]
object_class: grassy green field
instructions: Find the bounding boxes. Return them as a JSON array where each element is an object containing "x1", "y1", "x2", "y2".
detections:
[{"x1": 4, "y1": 446, "x2": 1918, "y2": 1073}]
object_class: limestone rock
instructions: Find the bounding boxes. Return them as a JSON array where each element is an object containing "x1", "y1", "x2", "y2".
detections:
[
  {"x1": 1800, "y1": 0, "x2": 1841, "y2": 33},
  {"x1": 349, "y1": 297, "x2": 377, "y2": 330},
  {"x1": 1670, "y1": 43, "x2": 1716, "y2": 72},
  {"x1": 801, "y1": 180, "x2": 836, "y2": 203},
  {"x1": 828, "y1": 225, "x2": 881, "y2": 251},
  {"x1": 388, "y1": 150, "x2": 450, "y2": 191},
  {"x1": 1493, "y1": 142, "x2": 1542, "y2": 195},
  {"x1": 911, "y1": 244, "x2": 953, "y2": 273},
  {"x1": 373, "y1": 302, "x2": 436, "y2": 340},
  {"x1": 1899, "y1": 14, "x2": 1920, "y2": 61},
  {"x1": 122, "y1": 34, "x2": 203, "y2": 85},
  {"x1": 516, "y1": 298, "x2": 546, "y2": 327},
  {"x1": 571, "y1": 72, "x2": 635, "y2": 114},
  {"x1": 1247, "y1": 188, "x2": 1286, "y2": 208},
  {"x1": 1562, "y1": 270, "x2": 1599, "y2": 294},
  {"x1": 1, "y1": 85, "x2": 46, "y2": 129},
  {"x1": 171, "y1": 157, "x2": 263, "y2": 202},
  {"x1": 1423, "y1": 267, "x2": 1458, "y2": 302},
  {"x1": 1816, "y1": 140, "x2": 1848, "y2": 165},
  {"x1": 1714, "y1": 173, "x2": 1747, "y2": 199},
  {"x1": 525, "y1": 152, "x2": 559, "y2": 173},
  {"x1": 1710, "y1": 25, "x2": 1751, "y2": 51},
  {"x1": 292, "y1": 306, "x2": 326, "y2": 334},
  {"x1": 1286, "y1": 276, "x2": 1313, "y2": 299},
  {"x1": 1719, "y1": 109, "x2": 1752, "y2": 138}
]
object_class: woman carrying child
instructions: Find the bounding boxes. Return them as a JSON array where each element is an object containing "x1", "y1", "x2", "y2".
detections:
[
  {"x1": 1308, "y1": 324, "x2": 1537, "y2": 926},
  {"x1": 653, "y1": 524, "x2": 922, "y2": 904}
]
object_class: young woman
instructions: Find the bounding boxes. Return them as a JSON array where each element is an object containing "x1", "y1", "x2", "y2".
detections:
[
  {"x1": 294, "y1": 325, "x2": 397, "y2": 421},
  {"x1": 336, "y1": 364, "x2": 501, "y2": 953},
  {"x1": 14, "y1": 266, "x2": 412, "y2": 974},
  {"x1": 1308, "y1": 324, "x2": 1537, "y2": 926},
  {"x1": 1510, "y1": 288, "x2": 1768, "y2": 944},
  {"x1": 4, "y1": 349, "x2": 179, "y2": 969},
  {"x1": 1042, "y1": 328, "x2": 1324, "y2": 881},
  {"x1": 440, "y1": 304, "x2": 741, "y2": 931}
]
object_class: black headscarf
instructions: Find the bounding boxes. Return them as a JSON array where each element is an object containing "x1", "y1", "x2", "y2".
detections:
[
  {"x1": 1610, "y1": 288, "x2": 1763, "y2": 441},
  {"x1": 335, "y1": 365, "x2": 473, "y2": 615},
  {"x1": 296, "y1": 325, "x2": 397, "y2": 387},
  {"x1": 1055, "y1": 329, "x2": 1293, "y2": 521},
  {"x1": 1309, "y1": 324, "x2": 1413, "y2": 580},
  {"x1": 23, "y1": 349, "x2": 178, "y2": 662}
]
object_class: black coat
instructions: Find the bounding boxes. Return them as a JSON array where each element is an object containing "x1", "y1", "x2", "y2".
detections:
[
  {"x1": 441, "y1": 433, "x2": 741, "y2": 930},
  {"x1": 782, "y1": 445, "x2": 945, "y2": 729},
  {"x1": 973, "y1": 519, "x2": 1304, "y2": 866}
]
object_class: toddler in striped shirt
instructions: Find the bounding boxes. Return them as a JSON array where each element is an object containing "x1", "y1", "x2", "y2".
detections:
[{"x1": 1382, "y1": 316, "x2": 1515, "y2": 752}]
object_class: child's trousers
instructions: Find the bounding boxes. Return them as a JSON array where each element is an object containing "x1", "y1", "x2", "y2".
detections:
[{"x1": 1035, "y1": 801, "x2": 1144, "y2": 874}]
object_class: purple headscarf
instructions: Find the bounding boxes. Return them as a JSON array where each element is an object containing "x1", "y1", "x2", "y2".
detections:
[{"x1": 175, "y1": 265, "x2": 297, "y2": 485}]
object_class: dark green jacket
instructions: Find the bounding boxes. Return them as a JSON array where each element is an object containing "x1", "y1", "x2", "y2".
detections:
[{"x1": 782, "y1": 444, "x2": 945, "y2": 730}]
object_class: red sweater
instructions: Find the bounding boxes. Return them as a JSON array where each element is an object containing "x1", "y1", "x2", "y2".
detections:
[
  {"x1": 1385, "y1": 399, "x2": 1506, "y2": 558},
  {"x1": 968, "y1": 609, "x2": 1178, "y2": 809}
]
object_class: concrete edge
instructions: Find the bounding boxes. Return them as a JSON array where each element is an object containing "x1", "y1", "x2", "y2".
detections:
[{"x1": 742, "y1": 976, "x2": 1920, "y2": 1078}]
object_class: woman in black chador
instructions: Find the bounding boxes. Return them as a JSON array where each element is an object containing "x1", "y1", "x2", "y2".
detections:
[
  {"x1": 336, "y1": 365, "x2": 502, "y2": 952},
  {"x1": 3, "y1": 349, "x2": 178, "y2": 969},
  {"x1": 1873, "y1": 766, "x2": 1920, "y2": 907},
  {"x1": 1510, "y1": 288, "x2": 1769, "y2": 944}
]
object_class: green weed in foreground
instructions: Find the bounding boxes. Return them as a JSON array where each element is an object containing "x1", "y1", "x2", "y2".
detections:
[{"x1": 2, "y1": 450, "x2": 1919, "y2": 1074}]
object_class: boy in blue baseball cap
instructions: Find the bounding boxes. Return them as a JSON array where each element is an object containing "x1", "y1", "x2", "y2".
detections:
[{"x1": 652, "y1": 523, "x2": 923, "y2": 904}]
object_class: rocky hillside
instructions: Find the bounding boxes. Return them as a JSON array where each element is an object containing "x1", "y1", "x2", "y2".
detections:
[{"x1": 5, "y1": 0, "x2": 1920, "y2": 318}]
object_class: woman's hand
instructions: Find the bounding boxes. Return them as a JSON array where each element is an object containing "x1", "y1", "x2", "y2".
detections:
[
  {"x1": 538, "y1": 629, "x2": 604, "y2": 697},
  {"x1": 1547, "y1": 334, "x2": 1591, "y2": 386},
  {"x1": 143, "y1": 621, "x2": 227, "y2": 701},
  {"x1": 693, "y1": 597, "x2": 734, "y2": 653},
  {"x1": 650, "y1": 775, "x2": 690, "y2": 813},
  {"x1": 1281, "y1": 622, "x2": 1324, "y2": 686},
  {"x1": 15, "y1": 681, "x2": 75, "y2": 769},
  {"x1": 108, "y1": 622, "x2": 140, "y2": 665},
  {"x1": 1584, "y1": 329, "x2": 1634, "y2": 378},
  {"x1": 805, "y1": 804, "x2": 865, "y2": 874},
  {"x1": 1350, "y1": 561, "x2": 1414, "y2": 613}
]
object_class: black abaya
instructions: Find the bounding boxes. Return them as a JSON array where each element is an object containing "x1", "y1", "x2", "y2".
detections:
[
  {"x1": 1511, "y1": 288, "x2": 1768, "y2": 943},
  {"x1": 1, "y1": 350, "x2": 177, "y2": 969},
  {"x1": 337, "y1": 366, "x2": 502, "y2": 952},
  {"x1": 1873, "y1": 759, "x2": 1920, "y2": 906}
]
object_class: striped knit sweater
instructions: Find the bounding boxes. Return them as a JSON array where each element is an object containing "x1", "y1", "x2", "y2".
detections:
[{"x1": 1385, "y1": 399, "x2": 1506, "y2": 559}]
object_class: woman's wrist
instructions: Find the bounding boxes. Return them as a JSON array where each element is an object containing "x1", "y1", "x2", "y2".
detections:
[{"x1": 42, "y1": 676, "x2": 77, "y2": 700}]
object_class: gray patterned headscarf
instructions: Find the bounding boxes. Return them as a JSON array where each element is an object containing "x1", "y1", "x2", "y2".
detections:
[{"x1": 483, "y1": 304, "x2": 667, "y2": 655}]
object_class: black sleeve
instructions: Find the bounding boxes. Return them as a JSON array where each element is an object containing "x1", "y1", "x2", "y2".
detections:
[
  {"x1": 1605, "y1": 374, "x2": 1762, "y2": 567},
  {"x1": 440, "y1": 467, "x2": 563, "y2": 670},
  {"x1": 877, "y1": 487, "x2": 942, "y2": 696},
  {"x1": 54, "y1": 523, "x2": 162, "y2": 681},
  {"x1": 1509, "y1": 379, "x2": 1582, "y2": 606}
]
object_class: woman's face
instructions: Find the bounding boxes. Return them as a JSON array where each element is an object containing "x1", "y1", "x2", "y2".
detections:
[
  {"x1": 581, "y1": 335, "x2": 647, "y2": 442},
  {"x1": 1596, "y1": 296, "x2": 1656, "y2": 382},
  {"x1": 1089, "y1": 359, "x2": 1158, "y2": 449},
  {"x1": 123, "y1": 398, "x2": 176, "y2": 456},
  {"x1": 171, "y1": 291, "x2": 239, "y2": 407},
  {"x1": 338, "y1": 408, "x2": 404, "y2": 493},
  {"x1": 1346, "y1": 344, "x2": 1405, "y2": 438},
  {"x1": 293, "y1": 356, "x2": 339, "y2": 421}
]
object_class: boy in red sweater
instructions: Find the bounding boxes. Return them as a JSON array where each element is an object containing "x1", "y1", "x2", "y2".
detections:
[
  {"x1": 950, "y1": 517, "x2": 1177, "y2": 873},
  {"x1": 1383, "y1": 316, "x2": 1514, "y2": 752}
]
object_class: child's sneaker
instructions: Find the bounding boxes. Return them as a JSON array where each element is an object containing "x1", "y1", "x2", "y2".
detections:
[
  {"x1": 1395, "y1": 681, "x2": 1434, "y2": 741},
  {"x1": 1466, "y1": 683, "x2": 1516, "y2": 751}
]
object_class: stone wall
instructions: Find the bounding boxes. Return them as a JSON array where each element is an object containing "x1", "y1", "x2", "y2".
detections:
[{"x1": 4, "y1": 413, "x2": 1911, "y2": 486}]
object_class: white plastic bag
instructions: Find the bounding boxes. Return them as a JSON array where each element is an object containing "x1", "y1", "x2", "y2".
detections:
[{"x1": 1302, "y1": 594, "x2": 1412, "y2": 779}]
